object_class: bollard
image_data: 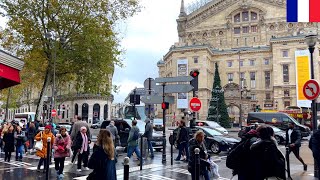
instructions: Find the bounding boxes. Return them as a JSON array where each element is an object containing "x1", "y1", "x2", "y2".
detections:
[
  {"x1": 195, "y1": 148, "x2": 200, "y2": 180},
  {"x1": 170, "y1": 132, "x2": 173, "y2": 166},
  {"x1": 285, "y1": 147, "x2": 291, "y2": 179},
  {"x1": 45, "y1": 137, "x2": 51, "y2": 180},
  {"x1": 140, "y1": 135, "x2": 143, "y2": 171},
  {"x1": 123, "y1": 157, "x2": 130, "y2": 180}
]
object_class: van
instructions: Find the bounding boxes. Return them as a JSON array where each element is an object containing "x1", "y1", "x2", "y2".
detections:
[{"x1": 247, "y1": 112, "x2": 311, "y2": 137}]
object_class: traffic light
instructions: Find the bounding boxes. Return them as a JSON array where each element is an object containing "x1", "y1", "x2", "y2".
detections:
[
  {"x1": 161, "y1": 102, "x2": 169, "y2": 110},
  {"x1": 190, "y1": 70, "x2": 200, "y2": 91},
  {"x1": 255, "y1": 105, "x2": 261, "y2": 112}
]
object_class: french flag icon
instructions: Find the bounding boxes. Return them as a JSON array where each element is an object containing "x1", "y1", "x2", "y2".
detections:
[{"x1": 287, "y1": 0, "x2": 320, "y2": 22}]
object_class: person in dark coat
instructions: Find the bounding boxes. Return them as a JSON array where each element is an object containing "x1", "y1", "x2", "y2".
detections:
[
  {"x1": 309, "y1": 125, "x2": 320, "y2": 170},
  {"x1": 143, "y1": 118, "x2": 154, "y2": 158},
  {"x1": 88, "y1": 129, "x2": 116, "y2": 180},
  {"x1": 188, "y1": 130, "x2": 210, "y2": 180},
  {"x1": 14, "y1": 126, "x2": 26, "y2": 161},
  {"x1": 286, "y1": 122, "x2": 307, "y2": 171},
  {"x1": 73, "y1": 126, "x2": 91, "y2": 172},
  {"x1": 27, "y1": 122, "x2": 36, "y2": 150},
  {"x1": 3, "y1": 125, "x2": 15, "y2": 162},
  {"x1": 175, "y1": 121, "x2": 189, "y2": 161}
]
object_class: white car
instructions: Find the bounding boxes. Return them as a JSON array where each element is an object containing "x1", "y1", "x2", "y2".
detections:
[{"x1": 195, "y1": 120, "x2": 229, "y2": 135}]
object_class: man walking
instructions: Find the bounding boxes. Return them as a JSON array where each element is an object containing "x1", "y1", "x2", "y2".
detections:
[
  {"x1": 286, "y1": 122, "x2": 307, "y2": 171},
  {"x1": 175, "y1": 121, "x2": 189, "y2": 161},
  {"x1": 143, "y1": 118, "x2": 154, "y2": 158},
  {"x1": 127, "y1": 120, "x2": 142, "y2": 165},
  {"x1": 107, "y1": 121, "x2": 119, "y2": 161}
]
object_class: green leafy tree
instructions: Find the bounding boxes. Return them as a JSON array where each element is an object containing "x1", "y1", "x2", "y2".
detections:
[
  {"x1": 0, "y1": 0, "x2": 141, "y2": 119},
  {"x1": 207, "y1": 62, "x2": 231, "y2": 128}
]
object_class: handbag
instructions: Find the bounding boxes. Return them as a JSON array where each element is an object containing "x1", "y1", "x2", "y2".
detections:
[{"x1": 34, "y1": 132, "x2": 43, "y2": 151}]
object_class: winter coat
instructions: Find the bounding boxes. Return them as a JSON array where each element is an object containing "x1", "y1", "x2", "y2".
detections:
[
  {"x1": 143, "y1": 120, "x2": 153, "y2": 140},
  {"x1": 73, "y1": 131, "x2": 90, "y2": 154},
  {"x1": 35, "y1": 131, "x2": 55, "y2": 158},
  {"x1": 27, "y1": 126, "x2": 36, "y2": 139},
  {"x1": 286, "y1": 127, "x2": 302, "y2": 148},
  {"x1": 70, "y1": 121, "x2": 91, "y2": 141},
  {"x1": 188, "y1": 138, "x2": 210, "y2": 175},
  {"x1": 106, "y1": 124, "x2": 118, "y2": 141},
  {"x1": 53, "y1": 134, "x2": 71, "y2": 158},
  {"x1": 310, "y1": 129, "x2": 320, "y2": 161},
  {"x1": 14, "y1": 130, "x2": 26, "y2": 147},
  {"x1": 177, "y1": 126, "x2": 189, "y2": 144},
  {"x1": 88, "y1": 145, "x2": 117, "y2": 180},
  {"x1": 3, "y1": 132, "x2": 14, "y2": 152},
  {"x1": 127, "y1": 126, "x2": 139, "y2": 147}
]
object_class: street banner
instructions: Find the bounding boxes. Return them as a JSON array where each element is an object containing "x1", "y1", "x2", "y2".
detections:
[
  {"x1": 177, "y1": 59, "x2": 188, "y2": 109},
  {"x1": 295, "y1": 50, "x2": 311, "y2": 107}
]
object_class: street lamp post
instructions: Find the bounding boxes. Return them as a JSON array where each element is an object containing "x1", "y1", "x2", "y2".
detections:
[
  {"x1": 237, "y1": 49, "x2": 247, "y2": 129},
  {"x1": 305, "y1": 31, "x2": 318, "y2": 178}
]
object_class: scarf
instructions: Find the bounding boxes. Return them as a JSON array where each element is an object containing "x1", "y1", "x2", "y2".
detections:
[{"x1": 80, "y1": 132, "x2": 88, "y2": 154}]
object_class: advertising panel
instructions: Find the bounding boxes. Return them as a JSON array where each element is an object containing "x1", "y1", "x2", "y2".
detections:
[
  {"x1": 295, "y1": 50, "x2": 311, "y2": 108},
  {"x1": 177, "y1": 59, "x2": 188, "y2": 109}
]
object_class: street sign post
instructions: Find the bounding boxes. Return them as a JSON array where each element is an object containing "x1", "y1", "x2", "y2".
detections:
[
  {"x1": 155, "y1": 76, "x2": 193, "y2": 83},
  {"x1": 303, "y1": 79, "x2": 320, "y2": 100},
  {"x1": 154, "y1": 84, "x2": 194, "y2": 94},
  {"x1": 51, "y1": 109, "x2": 57, "y2": 117},
  {"x1": 141, "y1": 96, "x2": 175, "y2": 104},
  {"x1": 190, "y1": 97, "x2": 202, "y2": 112}
]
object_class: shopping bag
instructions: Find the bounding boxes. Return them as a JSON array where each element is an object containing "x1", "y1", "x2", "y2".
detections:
[
  {"x1": 34, "y1": 132, "x2": 43, "y2": 151},
  {"x1": 207, "y1": 158, "x2": 220, "y2": 179}
]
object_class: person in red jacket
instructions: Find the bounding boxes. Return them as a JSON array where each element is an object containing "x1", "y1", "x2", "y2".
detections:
[{"x1": 53, "y1": 127, "x2": 71, "y2": 179}]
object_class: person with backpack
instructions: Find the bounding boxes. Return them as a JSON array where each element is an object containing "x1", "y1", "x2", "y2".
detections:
[
  {"x1": 286, "y1": 122, "x2": 307, "y2": 171},
  {"x1": 127, "y1": 120, "x2": 142, "y2": 165},
  {"x1": 226, "y1": 128, "x2": 258, "y2": 180},
  {"x1": 250, "y1": 126, "x2": 286, "y2": 180},
  {"x1": 175, "y1": 121, "x2": 189, "y2": 161}
]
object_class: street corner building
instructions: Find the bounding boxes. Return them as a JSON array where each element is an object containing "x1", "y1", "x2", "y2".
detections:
[
  {"x1": 0, "y1": 50, "x2": 24, "y2": 90},
  {"x1": 157, "y1": 0, "x2": 320, "y2": 124}
]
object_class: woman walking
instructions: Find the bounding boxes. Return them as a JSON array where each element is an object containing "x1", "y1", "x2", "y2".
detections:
[
  {"x1": 73, "y1": 126, "x2": 90, "y2": 172},
  {"x1": 35, "y1": 125, "x2": 55, "y2": 172},
  {"x1": 27, "y1": 122, "x2": 36, "y2": 152},
  {"x1": 53, "y1": 127, "x2": 71, "y2": 179},
  {"x1": 14, "y1": 126, "x2": 26, "y2": 161},
  {"x1": 3, "y1": 125, "x2": 14, "y2": 162},
  {"x1": 88, "y1": 129, "x2": 116, "y2": 180}
]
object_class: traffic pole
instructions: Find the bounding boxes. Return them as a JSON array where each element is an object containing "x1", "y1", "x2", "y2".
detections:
[
  {"x1": 170, "y1": 132, "x2": 173, "y2": 165},
  {"x1": 195, "y1": 148, "x2": 200, "y2": 180},
  {"x1": 123, "y1": 157, "x2": 129, "y2": 180},
  {"x1": 285, "y1": 147, "x2": 291, "y2": 179},
  {"x1": 45, "y1": 137, "x2": 51, "y2": 180},
  {"x1": 162, "y1": 83, "x2": 167, "y2": 163},
  {"x1": 140, "y1": 135, "x2": 143, "y2": 170}
]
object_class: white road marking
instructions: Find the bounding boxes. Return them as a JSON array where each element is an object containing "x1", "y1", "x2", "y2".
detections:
[
  {"x1": 139, "y1": 174, "x2": 176, "y2": 180},
  {"x1": 27, "y1": 161, "x2": 72, "y2": 170}
]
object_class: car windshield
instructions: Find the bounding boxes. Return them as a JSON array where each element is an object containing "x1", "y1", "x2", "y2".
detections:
[
  {"x1": 124, "y1": 119, "x2": 146, "y2": 132},
  {"x1": 208, "y1": 122, "x2": 222, "y2": 128},
  {"x1": 153, "y1": 119, "x2": 163, "y2": 124},
  {"x1": 202, "y1": 127, "x2": 223, "y2": 136}
]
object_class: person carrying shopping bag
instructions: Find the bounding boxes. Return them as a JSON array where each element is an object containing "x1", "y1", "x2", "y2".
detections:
[
  {"x1": 53, "y1": 127, "x2": 71, "y2": 179},
  {"x1": 35, "y1": 125, "x2": 55, "y2": 172}
]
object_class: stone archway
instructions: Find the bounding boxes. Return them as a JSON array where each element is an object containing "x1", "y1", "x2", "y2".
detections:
[{"x1": 227, "y1": 105, "x2": 240, "y2": 124}]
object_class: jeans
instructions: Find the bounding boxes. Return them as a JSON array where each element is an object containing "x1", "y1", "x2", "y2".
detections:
[
  {"x1": 77, "y1": 151, "x2": 89, "y2": 169},
  {"x1": 147, "y1": 140, "x2": 154, "y2": 157},
  {"x1": 176, "y1": 142, "x2": 189, "y2": 160},
  {"x1": 54, "y1": 157, "x2": 65, "y2": 175},
  {"x1": 127, "y1": 145, "x2": 142, "y2": 163},
  {"x1": 15, "y1": 145, "x2": 24, "y2": 160},
  {"x1": 191, "y1": 169, "x2": 210, "y2": 180},
  {"x1": 28, "y1": 137, "x2": 34, "y2": 149}
]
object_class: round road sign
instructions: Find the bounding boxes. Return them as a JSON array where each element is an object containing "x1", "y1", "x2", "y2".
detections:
[
  {"x1": 303, "y1": 79, "x2": 320, "y2": 100},
  {"x1": 51, "y1": 109, "x2": 57, "y2": 117},
  {"x1": 190, "y1": 97, "x2": 202, "y2": 112}
]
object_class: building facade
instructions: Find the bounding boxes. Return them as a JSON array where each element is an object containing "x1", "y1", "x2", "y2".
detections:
[{"x1": 157, "y1": 0, "x2": 320, "y2": 124}]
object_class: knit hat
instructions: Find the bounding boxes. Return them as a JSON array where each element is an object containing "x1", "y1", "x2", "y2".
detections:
[{"x1": 45, "y1": 125, "x2": 52, "y2": 130}]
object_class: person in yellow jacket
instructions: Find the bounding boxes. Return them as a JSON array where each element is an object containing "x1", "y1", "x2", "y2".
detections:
[{"x1": 35, "y1": 125, "x2": 55, "y2": 172}]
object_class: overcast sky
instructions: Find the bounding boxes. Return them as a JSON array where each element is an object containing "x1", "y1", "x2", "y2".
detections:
[{"x1": 0, "y1": 0, "x2": 195, "y2": 103}]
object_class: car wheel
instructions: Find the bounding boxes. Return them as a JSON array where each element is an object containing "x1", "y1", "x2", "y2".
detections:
[
  {"x1": 155, "y1": 149, "x2": 161, "y2": 152},
  {"x1": 210, "y1": 142, "x2": 221, "y2": 154},
  {"x1": 275, "y1": 135, "x2": 281, "y2": 144}
]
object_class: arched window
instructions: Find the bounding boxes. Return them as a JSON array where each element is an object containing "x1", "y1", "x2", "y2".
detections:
[
  {"x1": 234, "y1": 13, "x2": 240, "y2": 22},
  {"x1": 93, "y1": 104, "x2": 100, "y2": 123},
  {"x1": 251, "y1": 12, "x2": 257, "y2": 21},
  {"x1": 104, "y1": 104, "x2": 108, "y2": 120},
  {"x1": 82, "y1": 103, "x2": 89, "y2": 121},
  {"x1": 242, "y1": 11, "x2": 249, "y2": 21},
  {"x1": 74, "y1": 104, "x2": 78, "y2": 116}
]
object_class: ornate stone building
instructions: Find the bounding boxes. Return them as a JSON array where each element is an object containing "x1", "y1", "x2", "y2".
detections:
[{"x1": 157, "y1": 0, "x2": 320, "y2": 124}]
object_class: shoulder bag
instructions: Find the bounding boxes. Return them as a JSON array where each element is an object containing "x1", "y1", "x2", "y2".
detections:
[{"x1": 34, "y1": 132, "x2": 43, "y2": 150}]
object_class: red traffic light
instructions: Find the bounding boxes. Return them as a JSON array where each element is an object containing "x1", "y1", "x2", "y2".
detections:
[
  {"x1": 162, "y1": 102, "x2": 169, "y2": 110},
  {"x1": 190, "y1": 70, "x2": 200, "y2": 78}
]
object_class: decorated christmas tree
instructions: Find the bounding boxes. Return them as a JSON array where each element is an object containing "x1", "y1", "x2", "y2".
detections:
[{"x1": 207, "y1": 62, "x2": 231, "y2": 128}]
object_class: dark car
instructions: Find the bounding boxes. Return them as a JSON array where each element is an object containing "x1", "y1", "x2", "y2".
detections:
[
  {"x1": 152, "y1": 119, "x2": 163, "y2": 131},
  {"x1": 169, "y1": 126, "x2": 239, "y2": 154},
  {"x1": 114, "y1": 119, "x2": 164, "y2": 152}
]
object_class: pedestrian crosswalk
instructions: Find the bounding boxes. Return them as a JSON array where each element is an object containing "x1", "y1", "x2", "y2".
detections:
[{"x1": 0, "y1": 158, "x2": 32, "y2": 167}]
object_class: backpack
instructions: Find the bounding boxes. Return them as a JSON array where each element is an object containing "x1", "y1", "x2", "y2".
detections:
[
  {"x1": 226, "y1": 138, "x2": 249, "y2": 170},
  {"x1": 132, "y1": 129, "x2": 139, "y2": 141},
  {"x1": 261, "y1": 142, "x2": 286, "y2": 179}
]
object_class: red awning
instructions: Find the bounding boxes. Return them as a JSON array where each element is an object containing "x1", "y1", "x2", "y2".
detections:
[{"x1": 0, "y1": 63, "x2": 21, "y2": 89}]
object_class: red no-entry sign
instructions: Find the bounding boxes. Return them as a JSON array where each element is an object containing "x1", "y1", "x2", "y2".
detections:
[
  {"x1": 190, "y1": 97, "x2": 202, "y2": 112},
  {"x1": 303, "y1": 79, "x2": 320, "y2": 100},
  {"x1": 51, "y1": 109, "x2": 57, "y2": 117}
]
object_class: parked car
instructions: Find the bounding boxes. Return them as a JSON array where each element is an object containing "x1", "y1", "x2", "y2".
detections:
[
  {"x1": 169, "y1": 126, "x2": 239, "y2": 154},
  {"x1": 238, "y1": 124, "x2": 286, "y2": 144},
  {"x1": 114, "y1": 119, "x2": 164, "y2": 152},
  {"x1": 56, "y1": 122, "x2": 72, "y2": 133},
  {"x1": 247, "y1": 112, "x2": 311, "y2": 137},
  {"x1": 195, "y1": 120, "x2": 228, "y2": 134},
  {"x1": 91, "y1": 121, "x2": 103, "y2": 129},
  {"x1": 152, "y1": 118, "x2": 163, "y2": 131}
]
